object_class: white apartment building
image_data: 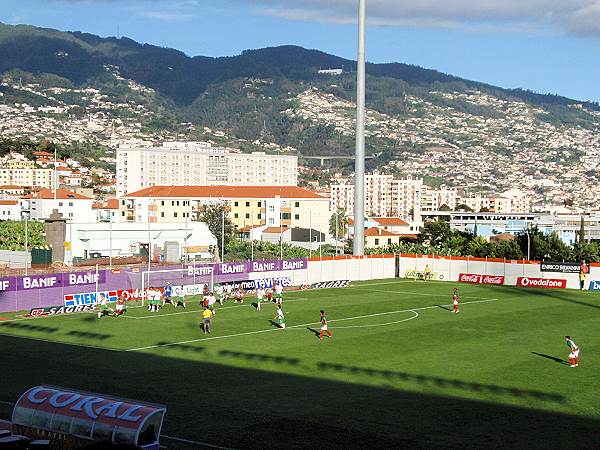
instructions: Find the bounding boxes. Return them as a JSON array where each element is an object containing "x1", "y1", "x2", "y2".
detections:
[
  {"x1": 116, "y1": 141, "x2": 298, "y2": 197},
  {"x1": 391, "y1": 176, "x2": 423, "y2": 219},
  {"x1": 459, "y1": 194, "x2": 491, "y2": 212},
  {"x1": 120, "y1": 185, "x2": 331, "y2": 235},
  {"x1": 331, "y1": 173, "x2": 424, "y2": 220},
  {"x1": 0, "y1": 200, "x2": 21, "y2": 220},
  {"x1": 20, "y1": 188, "x2": 96, "y2": 222},
  {"x1": 421, "y1": 186, "x2": 457, "y2": 211},
  {"x1": 459, "y1": 189, "x2": 532, "y2": 214}
]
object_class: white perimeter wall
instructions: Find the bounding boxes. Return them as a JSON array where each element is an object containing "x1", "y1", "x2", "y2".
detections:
[
  {"x1": 398, "y1": 254, "x2": 600, "y2": 290},
  {"x1": 249, "y1": 255, "x2": 396, "y2": 286}
]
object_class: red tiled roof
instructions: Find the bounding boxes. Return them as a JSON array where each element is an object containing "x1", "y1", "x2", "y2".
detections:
[
  {"x1": 125, "y1": 186, "x2": 323, "y2": 199},
  {"x1": 23, "y1": 188, "x2": 92, "y2": 200},
  {"x1": 373, "y1": 217, "x2": 410, "y2": 227},
  {"x1": 92, "y1": 199, "x2": 119, "y2": 209},
  {"x1": 33, "y1": 151, "x2": 53, "y2": 157},
  {"x1": 363, "y1": 227, "x2": 401, "y2": 237},
  {"x1": 0, "y1": 200, "x2": 18, "y2": 206},
  {"x1": 262, "y1": 227, "x2": 288, "y2": 234},
  {"x1": 0, "y1": 185, "x2": 25, "y2": 190},
  {"x1": 239, "y1": 224, "x2": 265, "y2": 232}
]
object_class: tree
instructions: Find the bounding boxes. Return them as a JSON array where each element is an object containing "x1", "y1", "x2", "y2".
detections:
[
  {"x1": 196, "y1": 203, "x2": 234, "y2": 258},
  {"x1": 0, "y1": 220, "x2": 46, "y2": 250},
  {"x1": 329, "y1": 208, "x2": 348, "y2": 238},
  {"x1": 467, "y1": 236, "x2": 493, "y2": 257},
  {"x1": 420, "y1": 221, "x2": 454, "y2": 247},
  {"x1": 439, "y1": 204, "x2": 451, "y2": 212},
  {"x1": 492, "y1": 239, "x2": 523, "y2": 259},
  {"x1": 579, "y1": 215, "x2": 586, "y2": 245},
  {"x1": 455, "y1": 203, "x2": 473, "y2": 212}
]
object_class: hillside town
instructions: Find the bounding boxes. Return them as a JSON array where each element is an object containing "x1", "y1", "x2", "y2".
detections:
[
  {"x1": 1, "y1": 72, "x2": 600, "y2": 265},
  {"x1": 286, "y1": 88, "x2": 600, "y2": 208}
]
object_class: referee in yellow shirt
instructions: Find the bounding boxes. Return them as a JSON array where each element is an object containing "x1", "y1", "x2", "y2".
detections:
[{"x1": 202, "y1": 307, "x2": 213, "y2": 334}]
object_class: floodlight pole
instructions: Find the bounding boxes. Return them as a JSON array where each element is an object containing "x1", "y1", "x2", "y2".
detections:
[{"x1": 353, "y1": 0, "x2": 366, "y2": 256}]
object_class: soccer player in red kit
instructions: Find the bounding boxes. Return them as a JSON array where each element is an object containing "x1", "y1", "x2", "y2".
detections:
[
  {"x1": 452, "y1": 288, "x2": 459, "y2": 314},
  {"x1": 319, "y1": 310, "x2": 333, "y2": 341}
]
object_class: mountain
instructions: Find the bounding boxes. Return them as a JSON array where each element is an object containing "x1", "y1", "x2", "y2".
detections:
[
  {"x1": 1, "y1": 22, "x2": 599, "y2": 209},
  {"x1": 0, "y1": 22, "x2": 596, "y2": 109}
]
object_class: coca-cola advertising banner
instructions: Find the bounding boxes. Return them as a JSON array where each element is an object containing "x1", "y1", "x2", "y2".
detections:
[
  {"x1": 459, "y1": 273, "x2": 505, "y2": 285},
  {"x1": 517, "y1": 277, "x2": 567, "y2": 289}
]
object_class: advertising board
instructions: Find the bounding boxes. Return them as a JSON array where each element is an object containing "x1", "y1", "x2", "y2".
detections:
[
  {"x1": 588, "y1": 281, "x2": 600, "y2": 291},
  {"x1": 404, "y1": 270, "x2": 444, "y2": 280},
  {"x1": 517, "y1": 277, "x2": 567, "y2": 289},
  {"x1": 540, "y1": 262, "x2": 581, "y2": 273},
  {"x1": 458, "y1": 274, "x2": 505, "y2": 285}
]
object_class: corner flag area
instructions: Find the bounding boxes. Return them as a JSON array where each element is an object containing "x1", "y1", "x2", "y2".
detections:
[{"x1": 1, "y1": 279, "x2": 599, "y2": 449}]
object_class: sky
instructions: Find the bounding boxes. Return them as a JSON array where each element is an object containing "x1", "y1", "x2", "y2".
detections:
[{"x1": 2, "y1": 0, "x2": 600, "y2": 102}]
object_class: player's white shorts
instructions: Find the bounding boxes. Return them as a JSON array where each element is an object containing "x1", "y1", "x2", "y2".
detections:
[
  {"x1": 116, "y1": 304, "x2": 124, "y2": 311},
  {"x1": 321, "y1": 325, "x2": 328, "y2": 331},
  {"x1": 570, "y1": 349, "x2": 580, "y2": 358},
  {"x1": 453, "y1": 301, "x2": 459, "y2": 306}
]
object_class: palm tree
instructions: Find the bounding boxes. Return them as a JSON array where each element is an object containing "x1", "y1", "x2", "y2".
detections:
[{"x1": 329, "y1": 208, "x2": 349, "y2": 239}]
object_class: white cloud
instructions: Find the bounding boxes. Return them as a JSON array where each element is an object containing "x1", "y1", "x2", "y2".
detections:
[
  {"x1": 139, "y1": 10, "x2": 194, "y2": 22},
  {"x1": 240, "y1": 0, "x2": 600, "y2": 36}
]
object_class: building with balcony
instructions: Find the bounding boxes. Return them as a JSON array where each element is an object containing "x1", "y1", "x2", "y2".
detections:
[
  {"x1": 20, "y1": 188, "x2": 96, "y2": 222},
  {"x1": 116, "y1": 141, "x2": 298, "y2": 196},
  {"x1": 120, "y1": 185, "x2": 331, "y2": 235}
]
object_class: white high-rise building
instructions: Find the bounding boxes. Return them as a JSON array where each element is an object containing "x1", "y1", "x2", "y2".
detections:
[
  {"x1": 391, "y1": 176, "x2": 423, "y2": 219},
  {"x1": 421, "y1": 186, "x2": 457, "y2": 211},
  {"x1": 459, "y1": 189, "x2": 531, "y2": 213},
  {"x1": 330, "y1": 173, "x2": 422, "y2": 219},
  {"x1": 116, "y1": 142, "x2": 298, "y2": 197}
]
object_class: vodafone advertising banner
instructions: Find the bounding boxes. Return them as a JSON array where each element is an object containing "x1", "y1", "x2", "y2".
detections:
[
  {"x1": 517, "y1": 277, "x2": 567, "y2": 289},
  {"x1": 458, "y1": 273, "x2": 505, "y2": 285}
]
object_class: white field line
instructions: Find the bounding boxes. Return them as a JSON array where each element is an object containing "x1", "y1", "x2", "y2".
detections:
[
  {"x1": 126, "y1": 298, "x2": 499, "y2": 352},
  {"x1": 332, "y1": 310, "x2": 419, "y2": 329},
  {"x1": 351, "y1": 287, "x2": 498, "y2": 300},
  {"x1": 122, "y1": 297, "x2": 310, "y2": 320},
  {"x1": 161, "y1": 434, "x2": 235, "y2": 450}
]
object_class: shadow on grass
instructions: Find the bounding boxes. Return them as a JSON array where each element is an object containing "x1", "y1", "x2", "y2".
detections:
[
  {"x1": 531, "y1": 352, "x2": 570, "y2": 366},
  {"x1": 316, "y1": 362, "x2": 564, "y2": 403},
  {"x1": 1, "y1": 334, "x2": 599, "y2": 450},
  {"x1": 154, "y1": 342, "x2": 206, "y2": 354},
  {"x1": 513, "y1": 287, "x2": 600, "y2": 310},
  {"x1": 67, "y1": 330, "x2": 111, "y2": 340},
  {"x1": 0, "y1": 322, "x2": 58, "y2": 333},
  {"x1": 307, "y1": 327, "x2": 320, "y2": 338},
  {"x1": 219, "y1": 350, "x2": 300, "y2": 366},
  {"x1": 267, "y1": 320, "x2": 281, "y2": 329},
  {"x1": 435, "y1": 304, "x2": 452, "y2": 311}
]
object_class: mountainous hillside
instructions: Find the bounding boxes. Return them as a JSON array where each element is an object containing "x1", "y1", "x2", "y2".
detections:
[{"x1": 1, "y1": 22, "x2": 599, "y2": 208}]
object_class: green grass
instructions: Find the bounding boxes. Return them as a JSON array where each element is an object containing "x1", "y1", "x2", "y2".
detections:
[{"x1": 1, "y1": 279, "x2": 599, "y2": 449}]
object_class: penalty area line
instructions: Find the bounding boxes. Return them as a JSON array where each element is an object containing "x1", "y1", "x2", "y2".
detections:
[
  {"x1": 127, "y1": 298, "x2": 500, "y2": 352},
  {"x1": 161, "y1": 434, "x2": 235, "y2": 450}
]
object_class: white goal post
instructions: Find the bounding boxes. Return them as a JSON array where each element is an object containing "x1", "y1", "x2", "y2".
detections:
[{"x1": 140, "y1": 266, "x2": 214, "y2": 306}]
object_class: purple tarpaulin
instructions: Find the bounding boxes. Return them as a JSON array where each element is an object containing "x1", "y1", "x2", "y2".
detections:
[{"x1": 0, "y1": 258, "x2": 307, "y2": 313}]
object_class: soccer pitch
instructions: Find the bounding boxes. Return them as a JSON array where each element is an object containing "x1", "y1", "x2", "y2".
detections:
[{"x1": 1, "y1": 279, "x2": 599, "y2": 449}]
